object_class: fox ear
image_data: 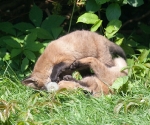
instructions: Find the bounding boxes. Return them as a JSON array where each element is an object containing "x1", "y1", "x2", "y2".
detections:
[{"x1": 22, "y1": 76, "x2": 37, "y2": 89}]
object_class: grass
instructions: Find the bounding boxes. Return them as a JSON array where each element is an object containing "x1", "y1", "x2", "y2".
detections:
[{"x1": 0, "y1": 73, "x2": 150, "y2": 125}]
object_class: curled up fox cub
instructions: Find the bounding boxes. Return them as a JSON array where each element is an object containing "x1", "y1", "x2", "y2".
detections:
[{"x1": 22, "y1": 30, "x2": 126, "y2": 93}]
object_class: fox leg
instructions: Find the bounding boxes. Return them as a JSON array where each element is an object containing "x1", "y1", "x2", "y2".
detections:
[
  {"x1": 62, "y1": 75, "x2": 105, "y2": 95},
  {"x1": 50, "y1": 61, "x2": 73, "y2": 82},
  {"x1": 58, "y1": 80, "x2": 92, "y2": 93},
  {"x1": 70, "y1": 57, "x2": 104, "y2": 76},
  {"x1": 50, "y1": 60, "x2": 91, "y2": 82},
  {"x1": 63, "y1": 75, "x2": 90, "y2": 87},
  {"x1": 70, "y1": 57, "x2": 112, "y2": 85},
  {"x1": 62, "y1": 75, "x2": 111, "y2": 96}
]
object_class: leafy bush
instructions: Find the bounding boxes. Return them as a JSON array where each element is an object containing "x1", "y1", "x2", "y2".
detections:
[
  {"x1": 77, "y1": 0, "x2": 144, "y2": 32},
  {"x1": 0, "y1": 0, "x2": 149, "y2": 75},
  {"x1": 112, "y1": 49, "x2": 150, "y2": 94},
  {"x1": 0, "y1": 5, "x2": 65, "y2": 77},
  {"x1": 76, "y1": 0, "x2": 149, "y2": 55}
]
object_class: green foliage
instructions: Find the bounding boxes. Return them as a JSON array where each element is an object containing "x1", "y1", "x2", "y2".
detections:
[
  {"x1": 29, "y1": 4, "x2": 43, "y2": 27},
  {"x1": 86, "y1": 0, "x2": 101, "y2": 12},
  {"x1": 0, "y1": 100, "x2": 18, "y2": 123},
  {"x1": 95, "y1": 0, "x2": 110, "y2": 5},
  {"x1": 139, "y1": 23, "x2": 150, "y2": 34},
  {"x1": 0, "y1": 22, "x2": 16, "y2": 35},
  {"x1": 127, "y1": 0, "x2": 144, "y2": 7},
  {"x1": 112, "y1": 49, "x2": 150, "y2": 94},
  {"x1": 106, "y1": 3, "x2": 121, "y2": 21},
  {"x1": 72, "y1": 71, "x2": 82, "y2": 80},
  {"x1": 77, "y1": 12, "x2": 102, "y2": 32},
  {"x1": 0, "y1": 5, "x2": 65, "y2": 75},
  {"x1": 112, "y1": 76, "x2": 128, "y2": 92},
  {"x1": 77, "y1": 0, "x2": 145, "y2": 43},
  {"x1": 114, "y1": 95, "x2": 148, "y2": 114},
  {"x1": 77, "y1": 12, "x2": 100, "y2": 24},
  {"x1": 105, "y1": 20, "x2": 122, "y2": 38}
]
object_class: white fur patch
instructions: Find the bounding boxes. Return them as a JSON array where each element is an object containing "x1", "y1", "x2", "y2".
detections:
[{"x1": 45, "y1": 82, "x2": 59, "y2": 92}]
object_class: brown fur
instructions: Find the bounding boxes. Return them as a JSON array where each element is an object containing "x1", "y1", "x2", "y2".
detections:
[
  {"x1": 57, "y1": 57, "x2": 128, "y2": 97},
  {"x1": 22, "y1": 30, "x2": 126, "y2": 89}
]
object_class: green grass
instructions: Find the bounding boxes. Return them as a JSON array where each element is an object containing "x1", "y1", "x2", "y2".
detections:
[{"x1": 0, "y1": 74, "x2": 150, "y2": 125}]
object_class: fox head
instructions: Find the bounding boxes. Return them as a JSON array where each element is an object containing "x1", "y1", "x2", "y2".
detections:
[{"x1": 22, "y1": 71, "x2": 52, "y2": 90}]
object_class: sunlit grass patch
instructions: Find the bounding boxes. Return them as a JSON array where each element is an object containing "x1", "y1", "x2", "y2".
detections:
[{"x1": 0, "y1": 64, "x2": 150, "y2": 125}]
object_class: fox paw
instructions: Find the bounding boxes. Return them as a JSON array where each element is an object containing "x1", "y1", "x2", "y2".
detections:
[
  {"x1": 63, "y1": 75, "x2": 76, "y2": 81},
  {"x1": 70, "y1": 61, "x2": 80, "y2": 69}
]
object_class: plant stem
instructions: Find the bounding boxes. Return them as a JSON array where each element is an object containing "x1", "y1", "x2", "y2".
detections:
[{"x1": 68, "y1": 0, "x2": 76, "y2": 33}]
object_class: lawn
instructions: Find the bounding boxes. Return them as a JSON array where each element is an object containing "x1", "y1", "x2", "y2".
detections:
[{"x1": 0, "y1": 72, "x2": 150, "y2": 125}]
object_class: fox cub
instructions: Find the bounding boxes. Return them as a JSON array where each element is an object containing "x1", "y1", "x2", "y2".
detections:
[{"x1": 22, "y1": 30, "x2": 126, "y2": 90}]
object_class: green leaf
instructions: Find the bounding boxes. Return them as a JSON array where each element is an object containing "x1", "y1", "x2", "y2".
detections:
[
  {"x1": 112, "y1": 76, "x2": 128, "y2": 91},
  {"x1": 29, "y1": 4, "x2": 43, "y2": 27},
  {"x1": 12, "y1": 37, "x2": 24, "y2": 44},
  {"x1": 106, "y1": 3, "x2": 121, "y2": 21},
  {"x1": 86, "y1": 0, "x2": 101, "y2": 12},
  {"x1": 72, "y1": 71, "x2": 82, "y2": 80},
  {"x1": 0, "y1": 22, "x2": 16, "y2": 35},
  {"x1": 139, "y1": 23, "x2": 150, "y2": 34},
  {"x1": 24, "y1": 50, "x2": 36, "y2": 62},
  {"x1": 138, "y1": 49, "x2": 149, "y2": 63},
  {"x1": 145, "y1": 63, "x2": 150, "y2": 68},
  {"x1": 127, "y1": 59, "x2": 134, "y2": 66},
  {"x1": 29, "y1": 27, "x2": 53, "y2": 39},
  {"x1": 21, "y1": 58, "x2": 29, "y2": 72},
  {"x1": 0, "y1": 48, "x2": 6, "y2": 57},
  {"x1": 10, "y1": 49, "x2": 22, "y2": 58},
  {"x1": 77, "y1": 13, "x2": 99, "y2": 24},
  {"x1": 25, "y1": 41, "x2": 44, "y2": 52},
  {"x1": 0, "y1": 36, "x2": 11, "y2": 46},
  {"x1": 4, "y1": 38, "x2": 21, "y2": 48},
  {"x1": 3, "y1": 53, "x2": 10, "y2": 61},
  {"x1": 134, "y1": 63, "x2": 147, "y2": 69},
  {"x1": 123, "y1": 0, "x2": 128, "y2": 4},
  {"x1": 90, "y1": 20, "x2": 102, "y2": 32},
  {"x1": 14, "y1": 22, "x2": 35, "y2": 31},
  {"x1": 41, "y1": 15, "x2": 65, "y2": 32},
  {"x1": 24, "y1": 32, "x2": 37, "y2": 44},
  {"x1": 127, "y1": 39, "x2": 138, "y2": 47},
  {"x1": 127, "y1": 0, "x2": 144, "y2": 7},
  {"x1": 105, "y1": 20, "x2": 122, "y2": 39},
  {"x1": 121, "y1": 43, "x2": 135, "y2": 55},
  {"x1": 95, "y1": 0, "x2": 110, "y2": 5},
  {"x1": 115, "y1": 38, "x2": 124, "y2": 46},
  {"x1": 51, "y1": 27, "x2": 63, "y2": 39}
]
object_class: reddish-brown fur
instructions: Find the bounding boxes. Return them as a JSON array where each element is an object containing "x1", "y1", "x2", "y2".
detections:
[
  {"x1": 57, "y1": 57, "x2": 128, "y2": 97},
  {"x1": 22, "y1": 30, "x2": 126, "y2": 89}
]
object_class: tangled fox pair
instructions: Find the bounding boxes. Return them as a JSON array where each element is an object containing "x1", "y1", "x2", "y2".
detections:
[{"x1": 22, "y1": 30, "x2": 128, "y2": 97}]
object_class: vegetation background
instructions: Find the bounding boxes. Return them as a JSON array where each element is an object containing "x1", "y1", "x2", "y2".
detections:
[{"x1": 0, "y1": 0, "x2": 150, "y2": 124}]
